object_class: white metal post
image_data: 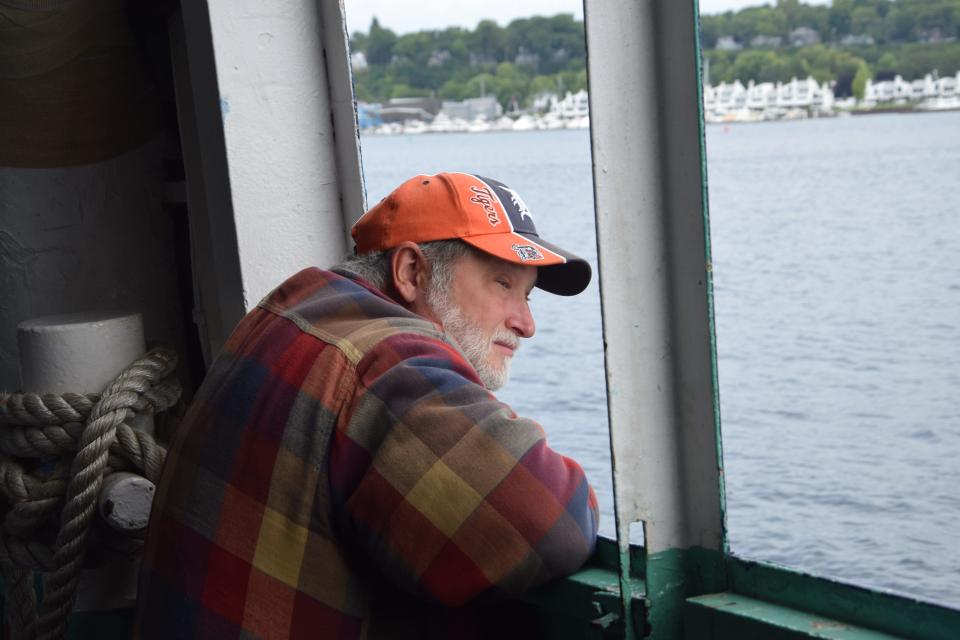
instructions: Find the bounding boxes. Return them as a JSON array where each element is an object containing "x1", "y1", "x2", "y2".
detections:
[{"x1": 584, "y1": 0, "x2": 726, "y2": 636}]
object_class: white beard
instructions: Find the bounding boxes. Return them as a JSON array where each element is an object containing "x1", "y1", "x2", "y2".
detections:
[{"x1": 427, "y1": 288, "x2": 518, "y2": 391}]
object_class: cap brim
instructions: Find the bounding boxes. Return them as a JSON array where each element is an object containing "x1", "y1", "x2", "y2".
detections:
[{"x1": 461, "y1": 231, "x2": 592, "y2": 296}]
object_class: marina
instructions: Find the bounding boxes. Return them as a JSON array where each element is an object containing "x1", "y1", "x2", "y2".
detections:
[{"x1": 359, "y1": 69, "x2": 960, "y2": 133}]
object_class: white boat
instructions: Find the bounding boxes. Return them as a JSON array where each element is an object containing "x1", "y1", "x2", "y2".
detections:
[{"x1": 511, "y1": 113, "x2": 538, "y2": 131}]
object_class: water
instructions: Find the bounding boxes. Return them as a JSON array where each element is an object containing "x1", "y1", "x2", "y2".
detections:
[{"x1": 357, "y1": 112, "x2": 960, "y2": 607}]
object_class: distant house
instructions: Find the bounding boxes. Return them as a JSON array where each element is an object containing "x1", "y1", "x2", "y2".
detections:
[
  {"x1": 716, "y1": 36, "x2": 742, "y2": 51},
  {"x1": 703, "y1": 80, "x2": 748, "y2": 111},
  {"x1": 861, "y1": 72, "x2": 960, "y2": 109},
  {"x1": 910, "y1": 75, "x2": 938, "y2": 100},
  {"x1": 551, "y1": 48, "x2": 570, "y2": 65},
  {"x1": 840, "y1": 34, "x2": 875, "y2": 46},
  {"x1": 789, "y1": 27, "x2": 820, "y2": 48},
  {"x1": 379, "y1": 97, "x2": 441, "y2": 124},
  {"x1": 919, "y1": 27, "x2": 947, "y2": 43},
  {"x1": 469, "y1": 52, "x2": 497, "y2": 67},
  {"x1": 863, "y1": 75, "x2": 915, "y2": 104},
  {"x1": 530, "y1": 92, "x2": 555, "y2": 112},
  {"x1": 428, "y1": 49, "x2": 451, "y2": 67},
  {"x1": 703, "y1": 76, "x2": 834, "y2": 121},
  {"x1": 350, "y1": 51, "x2": 368, "y2": 73},
  {"x1": 514, "y1": 48, "x2": 540, "y2": 69},
  {"x1": 750, "y1": 35, "x2": 782, "y2": 49},
  {"x1": 936, "y1": 73, "x2": 958, "y2": 99},
  {"x1": 549, "y1": 90, "x2": 589, "y2": 119},
  {"x1": 440, "y1": 96, "x2": 503, "y2": 121}
]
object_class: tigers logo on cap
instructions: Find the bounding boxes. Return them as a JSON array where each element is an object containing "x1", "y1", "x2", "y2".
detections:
[{"x1": 351, "y1": 172, "x2": 592, "y2": 296}]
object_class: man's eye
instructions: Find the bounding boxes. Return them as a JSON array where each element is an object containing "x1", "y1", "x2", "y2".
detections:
[{"x1": 496, "y1": 279, "x2": 510, "y2": 289}]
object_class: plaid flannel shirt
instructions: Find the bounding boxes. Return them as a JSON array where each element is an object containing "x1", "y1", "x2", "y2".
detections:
[{"x1": 136, "y1": 267, "x2": 599, "y2": 639}]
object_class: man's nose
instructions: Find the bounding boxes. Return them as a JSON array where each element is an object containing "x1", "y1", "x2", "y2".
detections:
[{"x1": 508, "y1": 301, "x2": 536, "y2": 339}]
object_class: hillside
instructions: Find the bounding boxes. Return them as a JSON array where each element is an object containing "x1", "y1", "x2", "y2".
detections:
[{"x1": 348, "y1": 0, "x2": 960, "y2": 104}]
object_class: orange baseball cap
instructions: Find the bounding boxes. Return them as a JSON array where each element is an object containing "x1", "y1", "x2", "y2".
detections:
[{"x1": 351, "y1": 172, "x2": 592, "y2": 296}]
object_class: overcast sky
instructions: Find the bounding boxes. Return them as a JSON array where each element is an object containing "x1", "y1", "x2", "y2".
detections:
[{"x1": 344, "y1": 0, "x2": 831, "y2": 35}]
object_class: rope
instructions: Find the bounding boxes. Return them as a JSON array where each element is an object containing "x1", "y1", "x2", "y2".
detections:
[{"x1": 0, "y1": 348, "x2": 180, "y2": 640}]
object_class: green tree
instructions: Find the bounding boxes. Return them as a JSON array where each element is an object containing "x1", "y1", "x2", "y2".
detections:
[
  {"x1": 469, "y1": 19, "x2": 506, "y2": 63},
  {"x1": 876, "y1": 52, "x2": 899, "y2": 75},
  {"x1": 828, "y1": 0, "x2": 854, "y2": 37},
  {"x1": 438, "y1": 79, "x2": 469, "y2": 100},
  {"x1": 883, "y1": 7, "x2": 915, "y2": 42},
  {"x1": 529, "y1": 74, "x2": 560, "y2": 98},
  {"x1": 350, "y1": 31, "x2": 368, "y2": 52},
  {"x1": 851, "y1": 6, "x2": 882, "y2": 40},
  {"x1": 851, "y1": 61, "x2": 871, "y2": 99},
  {"x1": 724, "y1": 50, "x2": 779, "y2": 83},
  {"x1": 466, "y1": 73, "x2": 497, "y2": 99},
  {"x1": 366, "y1": 18, "x2": 397, "y2": 65},
  {"x1": 700, "y1": 14, "x2": 722, "y2": 49},
  {"x1": 492, "y1": 62, "x2": 530, "y2": 106}
]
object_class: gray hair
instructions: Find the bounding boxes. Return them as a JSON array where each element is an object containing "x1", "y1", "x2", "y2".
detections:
[{"x1": 336, "y1": 239, "x2": 472, "y2": 295}]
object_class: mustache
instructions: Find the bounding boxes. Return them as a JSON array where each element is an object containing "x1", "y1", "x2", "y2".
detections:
[{"x1": 491, "y1": 329, "x2": 520, "y2": 351}]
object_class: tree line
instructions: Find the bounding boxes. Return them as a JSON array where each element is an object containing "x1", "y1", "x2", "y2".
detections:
[
  {"x1": 701, "y1": 0, "x2": 960, "y2": 48},
  {"x1": 350, "y1": 14, "x2": 587, "y2": 108},
  {"x1": 349, "y1": 0, "x2": 960, "y2": 107}
]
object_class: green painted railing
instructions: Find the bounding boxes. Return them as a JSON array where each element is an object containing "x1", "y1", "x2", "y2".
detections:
[{"x1": 523, "y1": 537, "x2": 960, "y2": 639}]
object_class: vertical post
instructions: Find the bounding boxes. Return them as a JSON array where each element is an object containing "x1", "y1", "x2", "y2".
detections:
[
  {"x1": 171, "y1": 0, "x2": 364, "y2": 362},
  {"x1": 318, "y1": 0, "x2": 367, "y2": 231},
  {"x1": 583, "y1": 0, "x2": 726, "y2": 637}
]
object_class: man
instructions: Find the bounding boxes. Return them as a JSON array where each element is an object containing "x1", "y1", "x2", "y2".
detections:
[{"x1": 136, "y1": 173, "x2": 599, "y2": 639}]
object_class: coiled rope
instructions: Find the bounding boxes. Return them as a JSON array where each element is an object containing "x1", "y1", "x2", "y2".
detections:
[{"x1": 0, "y1": 348, "x2": 180, "y2": 640}]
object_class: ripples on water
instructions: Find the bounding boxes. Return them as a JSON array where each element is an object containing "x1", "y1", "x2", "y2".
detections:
[{"x1": 358, "y1": 112, "x2": 960, "y2": 606}]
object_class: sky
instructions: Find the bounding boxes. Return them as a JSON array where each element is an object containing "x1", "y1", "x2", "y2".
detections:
[{"x1": 344, "y1": 0, "x2": 831, "y2": 35}]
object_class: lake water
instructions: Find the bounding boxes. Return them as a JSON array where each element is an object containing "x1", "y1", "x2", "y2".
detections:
[{"x1": 357, "y1": 111, "x2": 960, "y2": 607}]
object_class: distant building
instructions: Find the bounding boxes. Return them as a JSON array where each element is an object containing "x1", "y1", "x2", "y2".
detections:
[
  {"x1": 703, "y1": 76, "x2": 834, "y2": 121},
  {"x1": 550, "y1": 90, "x2": 590, "y2": 119},
  {"x1": 910, "y1": 75, "x2": 938, "y2": 100},
  {"x1": 350, "y1": 51, "x2": 368, "y2": 73},
  {"x1": 750, "y1": 34, "x2": 782, "y2": 49},
  {"x1": 440, "y1": 96, "x2": 503, "y2": 121},
  {"x1": 789, "y1": 27, "x2": 820, "y2": 48},
  {"x1": 428, "y1": 50, "x2": 451, "y2": 67},
  {"x1": 530, "y1": 92, "x2": 555, "y2": 112},
  {"x1": 840, "y1": 34, "x2": 875, "y2": 46},
  {"x1": 919, "y1": 27, "x2": 948, "y2": 43},
  {"x1": 469, "y1": 52, "x2": 497, "y2": 67},
  {"x1": 378, "y1": 97, "x2": 441, "y2": 124},
  {"x1": 551, "y1": 48, "x2": 570, "y2": 65},
  {"x1": 716, "y1": 36, "x2": 742, "y2": 51},
  {"x1": 862, "y1": 72, "x2": 960, "y2": 107},
  {"x1": 863, "y1": 75, "x2": 915, "y2": 104},
  {"x1": 514, "y1": 48, "x2": 540, "y2": 69}
]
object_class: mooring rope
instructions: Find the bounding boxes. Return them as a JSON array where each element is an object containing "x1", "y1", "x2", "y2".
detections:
[{"x1": 0, "y1": 348, "x2": 180, "y2": 640}]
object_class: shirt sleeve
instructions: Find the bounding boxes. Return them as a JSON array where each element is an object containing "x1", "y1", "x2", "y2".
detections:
[{"x1": 328, "y1": 330, "x2": 599, "y2": 607}]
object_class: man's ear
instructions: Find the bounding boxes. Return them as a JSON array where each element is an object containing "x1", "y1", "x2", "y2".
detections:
[{"x1": 390, "y1": 241, "x2": 430, "y2": 305}]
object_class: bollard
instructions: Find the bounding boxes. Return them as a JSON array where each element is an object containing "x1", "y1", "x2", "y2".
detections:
[
  {"x1": 18, "y1": 311, "x2": 147, "y2": 396},
  {"x1": 98, "y1": 472, "x2": 156, "y2": 533},
  {"x1": 16, "y1": 310, "x2": 155, "y2": 611}
]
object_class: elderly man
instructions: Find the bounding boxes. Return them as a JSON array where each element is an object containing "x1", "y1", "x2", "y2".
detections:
[{"x1": 136, "y1": 173, "x2": 599, "y2": 639}]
